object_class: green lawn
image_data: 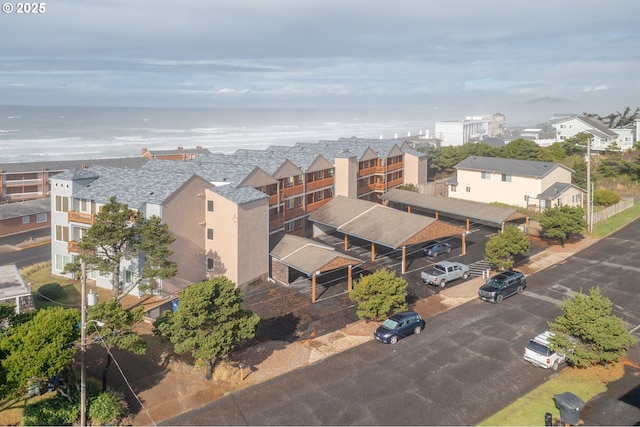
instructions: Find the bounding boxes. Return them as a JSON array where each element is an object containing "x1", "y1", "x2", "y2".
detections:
[{"x1": 589, "y1": 203, "x2": 640, "y2": 238}]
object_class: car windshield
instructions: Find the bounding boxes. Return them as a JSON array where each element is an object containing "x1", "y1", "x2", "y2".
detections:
[
  {"x1": 485, "y1": 279, "x2": 502, "y2": 288},
  {"x1": 526, "y1": 340, "x2": 550, "y2": 356},
  {"x1": 381, "y1": 319, "x2": 399, "y2": 329}
]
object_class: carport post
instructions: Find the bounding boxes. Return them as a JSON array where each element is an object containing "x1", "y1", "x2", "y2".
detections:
[
  {"x1": 371, "y1": 242, "x2": 375, "y2": 261},
  {"x1": 311, "y1": 273, "x2": 317, "y2": 303},
  {"x1": 347, "y1": 266, "x2": 353, "y2": 291},
  {"x1": 501, "y1": 221, "x2": 505, "y2": 232},
  {"x1": 435, "y1": 211, "x2": 439, "y2": 219},
  {"x1": 407, "y1": 205, "x2": 411, "y2": 213},
  {"x1": 466, "y1": 218, "x2": 470, "y2": 230},
  {"x1": 461, "y1": 233, "x2": 466, "y2": 255},
  {"x1": 401, "y1": 246, "x2": 406, "y2": 274},
  {"x1": 344, "y1": 234, "x2": 348, "y2": 251}
]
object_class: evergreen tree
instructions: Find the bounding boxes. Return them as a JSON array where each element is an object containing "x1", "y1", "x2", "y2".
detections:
[
  {"x1": 484, "y1": 224, "x2": 530, "y2": 270},
  {"x1": 153, "y1": 277, "x2": 259, "y2": 380},
  {"x1": 539, "y1": 205, "x2": 587, "y2": 245},
  {"x1": 349, "y1": 267, "x2": 408, "y2": 321},
  {"x1": 548, "y1": 287, "x2": 637, "y2": 367}
]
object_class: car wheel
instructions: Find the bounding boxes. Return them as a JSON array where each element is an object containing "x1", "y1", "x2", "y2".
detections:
[
  {"x1": 439, "y1": 280, "x2": 446, "y2": 288},
  {"x1": 390, "y1": 335, "x2": 398, "y2": 344},
  {"x1": 552, "y1": 361, "x2": 559, "y2": 371},
  {"x1": 414, "y1": 325, "x2": 422, "y2": 335},
  {"x1": 462, "y1": 272, "x2": 469, "y2": 280},
  {"x1": 517, "y1": 285, "x2": 524, "y2": 294},
  {"x1": 496, "y1": 294, "x2": 504, "y2": 303}
]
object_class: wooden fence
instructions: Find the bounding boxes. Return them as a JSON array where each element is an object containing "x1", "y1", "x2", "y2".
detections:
[{"x1": 592, "y1": 197, "x2": 635, "y2": 224}]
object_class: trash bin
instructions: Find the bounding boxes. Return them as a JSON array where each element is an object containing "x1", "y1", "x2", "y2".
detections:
[
  {"x1": 171, "y1": 298, "x2": 179, "y2": 312},
  {"x1": 545, "y1": 412, "x2": 553, "y2": 426},
  {"x1": 554, "y1": 392, "x2": 585, "y2": 425}
]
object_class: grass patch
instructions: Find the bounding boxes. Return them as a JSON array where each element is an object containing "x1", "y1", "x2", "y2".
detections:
[
  {"x1": 478, "y1": 362, "x2": 625, "y2": 426},
  {"x1": 19, "y1": 261, "x2": 81, "y2": 310},
  {"x1": 589, "y1": 203, "x2": 640, "y2": 239}
]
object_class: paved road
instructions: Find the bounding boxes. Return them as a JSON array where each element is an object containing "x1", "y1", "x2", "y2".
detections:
[
  {"x1": 163, "y1": 220, "x2": 640, "y2": 426},
  {"x1": 0, "y1": 228, "x2": 50, "y2": 268}
]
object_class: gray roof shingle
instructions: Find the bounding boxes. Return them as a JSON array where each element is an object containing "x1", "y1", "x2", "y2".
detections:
[{"x1": 454, "y1": 156, "x2": 571, "y2": 178}]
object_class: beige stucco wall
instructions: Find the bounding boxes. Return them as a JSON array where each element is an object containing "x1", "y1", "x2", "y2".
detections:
[
  {"x1": 161, "y1": 176, "x2": 211, "y2": 294},
  {"x1": 205, "y1": 188, "x2": 269, "y2": 287},
  {"x1": 540, "y1": 166, "x2": 572, "y2": 190},
  {"x1": 452, "y1": 169, "x2": 542, "y2": 207},
  {"x1": 403, "y1": 152, "x2": 427, "y2": 185},
  {"x1": 334, "y1": 156, "x2": 357, "y2": 198}
]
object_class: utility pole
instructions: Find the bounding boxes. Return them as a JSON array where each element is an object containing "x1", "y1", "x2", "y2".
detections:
[
  {"x1": 586, "y1": 137, "x2": 592, "y2": 232},
  {"x1": 80, "y1": 262, "x2": 87, "y2": 427}
]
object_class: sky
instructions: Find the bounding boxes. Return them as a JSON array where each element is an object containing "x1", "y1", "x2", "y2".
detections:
[{"x1": 1, "y1": 0, "x2": 639, "y2": 117}]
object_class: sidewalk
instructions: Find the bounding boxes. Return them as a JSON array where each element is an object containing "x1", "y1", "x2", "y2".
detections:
[{"x1": 132, "y1": 237, "x2": 601, "y2": 425}]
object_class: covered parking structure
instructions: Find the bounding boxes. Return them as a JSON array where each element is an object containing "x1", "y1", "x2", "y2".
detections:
[
  {"x1": 380, "y1": 188, "x2": 529, "y2": 231},
  {"x1": 270, "y1": 233, "x2": 363, "y2": 303},
  {"x1": 308, "y1": 196, "x2": 467, "y2": 275}
]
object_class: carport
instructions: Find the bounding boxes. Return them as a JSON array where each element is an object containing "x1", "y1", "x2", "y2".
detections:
[
  {"x1": 380, "y1": 188, "x2": 529, "y2": 231},
  {"x1": 308, "y1": 196, "x2": 467, "y2": 274},
  {"x1": 270, "y1": 233, "x2": 363, "y2": 303}
]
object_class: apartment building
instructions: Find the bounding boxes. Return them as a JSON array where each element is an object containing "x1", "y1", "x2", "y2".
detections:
[
  {"x1": 552, "y1": 115, "x2": 626, "y2": 152},
  {"x1": 50, "y1": 138, "x2": 427, "y2": 297},
  {"x1": 434, "y1": 114, "x2": 504, "y2": 146}
]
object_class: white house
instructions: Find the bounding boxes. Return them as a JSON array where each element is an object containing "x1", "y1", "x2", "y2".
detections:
[
  {"x1": 552, "y1": 115, "x2": 628, "y2": 152},
  {"x1": 448, "y1": 156, "x2": 585, "y2": 211}
]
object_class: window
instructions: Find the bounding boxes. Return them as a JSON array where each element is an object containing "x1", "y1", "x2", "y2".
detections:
[
  {"x1": 286, "y1": 176, "x2": 294, "y2": 187},
  {"x1": 55, "y1": 225, "x2": 69, "y2": 242},
  {"x1": 466, "y1": 186, "x2": 471, "y2": 193},
  {"x1": 450, "y1": 185, "x2": 457, "y2": 193},
  {"x1": 206, "y1": 258, "x2": 214, "y2": 270},
  {"x1": 316, "y1": 171, "x2": 323, "y2": 180},
  {"x1": 327, "y1": 168, "x2": 334, "y2": 177},
  {"x1": 286, "y1": 199, "x2": 293, "y2": 209},
  {"x1": 80, "y1": 199, "x2": 90, "y2": 213},
  {"x1": 296, "y1": 196, "x2": 303, "y2": 207},
  {"x1": 285, "y1": 222, "x2": 294, "y2": 232},
  {"x1": 481, "y1": 171, "x2": 491, "y2": 180},
  {"x1": 36, "y1": 213, "x2": 47, "y2": 223},
  {"x1": 501, "y1": 174, "x2": 512, "y2": 182},
  {"x1": 22, "y1": 216, "x2": 30, "y2": 224},
  {"x1": 125, "y1": 270, "x2": 134, "y2": 284},
  {"x1": 55, "y1": 195, "x2": 69, "y2": 212},
  {"x1": 55, "y1": 254, "x2": 70, "y2": 272},
  {"x1": 207, "y1": 200, "x2": 214, "y2": 212},
  {"x1": 207, "y1": 228, "x2": 214, "y2": 240},
  {"x1": 297, "y1": 218, "x2": 304, "y2": 228}
]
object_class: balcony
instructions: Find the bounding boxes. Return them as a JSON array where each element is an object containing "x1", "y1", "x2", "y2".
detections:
[
  {"x1": 306, "y1": 198, "x2": 331, "y2": 212},
  {"x1": 387, "y1": 177, "x2": 404, "y2": 189},
  {"x1": 387, "y1": 162, "x2": 403, "y2": 172},
  {"x1": 281, "y1": 183, "x2": 304, "y2": 198},
  {"x1": 284, "y1": 206, "x2": 304, "y2": 220},
  {"x1": 358, "y1": 165, "x2": 386, "y2": 177},
  {"x1": 68, "y1": 211, "x2": 95, "y2": 225},
  {"x1": 68, "y1": 240, "x2": 79, "y2": 253},
  {"x1": 306, "y1": 177, "x2": 334, "y2": 191}
]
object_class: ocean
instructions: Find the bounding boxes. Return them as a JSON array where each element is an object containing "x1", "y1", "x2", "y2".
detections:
[{"x1": 0, "y1": 106, "x2": 441, "y2": 164}]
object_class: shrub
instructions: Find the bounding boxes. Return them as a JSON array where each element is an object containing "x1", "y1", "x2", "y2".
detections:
[
  {"x1": 36, "y1": 283, "x2": 64, "y2": 301},
  {"x1": 22, "y1": 393, "x2": 79, "y2": 426},
  {"x1": 593, "y1": 188, "x2": 620, "y2": 206},
  {"x1": 89, "y1": 389, "x2": 128, "y2": 426},
  {"x1": 349, "y1": 268, "x2": 407, "y2": 321}
]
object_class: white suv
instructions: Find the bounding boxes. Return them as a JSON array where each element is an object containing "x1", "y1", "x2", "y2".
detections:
[{"x1": 523, "y1": 331, "x2": 567, "y2": 371}]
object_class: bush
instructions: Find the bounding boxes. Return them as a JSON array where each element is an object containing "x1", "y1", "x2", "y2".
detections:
[
  {"x1": 593, "y1": 188, "x2": 620, "y2": 206},
  {"x1": 36, "y1": 283, "x2": 64, "y2": 301},
  {"x1": 89, "y1": 389, "x2": 128, "y2": 426},
  {"x1": 22, "y1": 393, "x2": 79, "y2": 426},
  {"x1": 349, "y1": 268, "x2": 407, "y2": 321}
]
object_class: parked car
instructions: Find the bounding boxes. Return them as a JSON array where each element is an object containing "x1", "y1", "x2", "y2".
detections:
[
  {"x1": 374, "y1": 311, "x2": 425, "y2": 344},
  {"x1": 421, "y1": 261, "x2": 470, "y2": 288},
  {"x1": 477, "y1": 270, "x2": 526, "y2": 303},
  {"x1": 422, "y1": 241, "x2": 451, "y2": 257},
  {"x1": 524, "y1": 330, "x2": 568, "y2": 371}
]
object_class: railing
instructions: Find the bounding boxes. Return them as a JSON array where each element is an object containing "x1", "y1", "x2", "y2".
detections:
[
  {"x1": 358, "y1": 165, "x2": 385, "y2": 176},
  {"x1": 284, "y1": 206, "x2": 305, "y2": 220},
  {"x1": 68, "y1": 211, "x2": 95, "y2": 225},
  {"x1": 387, "y1": 162, "x2": 403, "y2": 172},
  {"x1": 306, "y1": 198, "x2": 331, "y2": 212},
  {"x1": 281, "y1": 183, "x2": 304, "y2": 198},
  {"x1": 306, "y1": 177, "x2": 334, "y2": 191},
  {"x1": 387, "y1": 177, "x2": 404, "y2": 189},
  {"x1": 68, "y1": 240, "x2": 78, "y2": 253}
]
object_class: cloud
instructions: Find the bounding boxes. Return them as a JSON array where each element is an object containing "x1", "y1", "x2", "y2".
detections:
[{"x1": 0, "y1": 0, "x2": 638, "y2": 111}]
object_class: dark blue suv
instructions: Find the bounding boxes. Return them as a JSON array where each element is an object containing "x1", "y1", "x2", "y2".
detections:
[{"x1": 374, "y1": 311, "x2": 425, "y2": 344}]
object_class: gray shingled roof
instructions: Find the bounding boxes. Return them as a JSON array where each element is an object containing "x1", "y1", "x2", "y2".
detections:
[
  {"x1": 308, "y1": 196, "x2": 465, "y2": 248},
  {"x1": 0, "y1": 264, "x2": 31, "y2": 300},
  {"x1": 538, "y1": 182, "x2": 576, "y2": 199},
  {"x1": 576, "y1": 116, "x2": 618, "y2": 137},
  {"x1": 454, "y1": 156, "x2": 572, "y2": 178},
  {"x1": 0, "y1": 198, "x2": 50, "y2": 220},
  {"x1": 0, "y1": 157, "x2": 149, "y2": 172},
  {"x1": 380, "y1": 188, "x2": 527, "y2": 227},
  {"x1": 209, "y1": 184, "x2": 268, "y2": 204},
  {"x1": 270, "y1": 233, "x2": 362, "y2": 275}
]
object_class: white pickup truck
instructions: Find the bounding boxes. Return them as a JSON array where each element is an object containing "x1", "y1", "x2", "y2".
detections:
[
  {"x1": 523, "y1": 330, "x2": 568, "y2": 371},
  {"x1": 420, "y1": 261, "x2": 470, "y2": 288}
]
